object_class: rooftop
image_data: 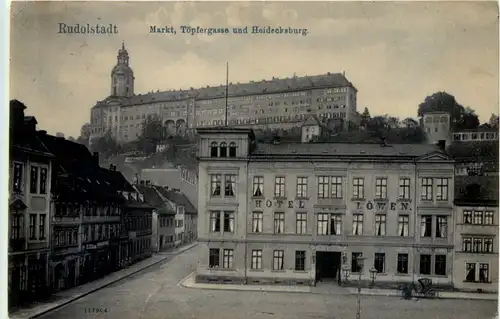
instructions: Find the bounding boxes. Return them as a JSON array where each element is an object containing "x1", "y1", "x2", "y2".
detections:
[
  {"x1": 155, "y1": 187, "x2": 197, "y2": 214},
  {"x1": 454, "y1": 176, "x2": 499, "y2": 204},
  {"x1": 250, "y1": 142, "x2": 448, "y2": 159},
  {"x1": 94, "y1": 73, "x2": 354, "y2": 108}
]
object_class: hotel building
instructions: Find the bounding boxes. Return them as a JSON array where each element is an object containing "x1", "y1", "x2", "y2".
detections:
[
  {"x1": 195, "y1": 127, "x2": 456, "y2": 288},
  {"x1": 88, "y1": 45, "x2": 358, "y2": 143}
]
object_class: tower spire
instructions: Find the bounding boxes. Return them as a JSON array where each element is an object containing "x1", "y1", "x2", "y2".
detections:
[{"x1": 122, "y1": 41, "x2": 125, "y2": 50}]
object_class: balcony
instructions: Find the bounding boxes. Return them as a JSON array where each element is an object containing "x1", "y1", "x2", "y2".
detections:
[{"x1": 9, "y1": 238, "x2": 26, "y2": 251}]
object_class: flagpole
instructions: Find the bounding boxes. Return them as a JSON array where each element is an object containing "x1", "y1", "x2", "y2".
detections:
[{"x1": 225, "y1": 62, "x2": 229, "y2": 127}]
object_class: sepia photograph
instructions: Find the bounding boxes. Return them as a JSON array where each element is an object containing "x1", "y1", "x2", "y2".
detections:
[{"x1": 7, "y1": 1, "x2": 499, "y2": 319}]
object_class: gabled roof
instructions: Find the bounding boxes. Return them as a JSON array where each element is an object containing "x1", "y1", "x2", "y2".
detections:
[
  {"x1": 100, "y1": 168, "x2": 135, "y2": 193},
  {"x1": 155, "y1": 187, "x2": 197, "y2": 214},
  {"x1": 135, "y1": 184, "x2": 175, "y2": 215},
  {"x1": 301, "y1": 114, "x2": 322, "y2": 127}
]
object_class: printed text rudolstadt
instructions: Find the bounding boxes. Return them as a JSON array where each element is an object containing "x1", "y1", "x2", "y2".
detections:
[
  {"x1": 149, "y1": 25, "x2": 309, "y2": 36},
  {"x1": 58, "y1": 23, "x2": 119, "y2": 35}
]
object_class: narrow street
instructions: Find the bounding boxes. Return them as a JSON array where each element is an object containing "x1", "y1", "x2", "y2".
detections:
[{"x1": 38, "y1": 245, "x2": 497, "y2": 319}]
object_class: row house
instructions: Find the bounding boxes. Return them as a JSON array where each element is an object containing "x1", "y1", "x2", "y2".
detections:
[
  {"x1": 135, "y1": 182, "x2": 176, "y2": 252},
  {"x1": 155, "y1": 186, "x2": 198, "y2": 246},
  {"x1": 38, "y1": 133, "x2": 127, "y2": 289},
  {"x1": 8, "y1": 100, "x2": 54, "y2": 308},
  {"x1": 453, "y1": 176, "x2": 499, "y2": 293},
  {"x1": 196, "y1": 127, "x2": 455, "y2": 288}
]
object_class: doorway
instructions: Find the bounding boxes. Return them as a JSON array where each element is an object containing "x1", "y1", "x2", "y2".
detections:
[{"x1": 316, "y1": 251, "x2": 341, "y2": 283}]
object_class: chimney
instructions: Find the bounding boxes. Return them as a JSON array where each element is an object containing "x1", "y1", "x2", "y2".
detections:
[
  {"x1": 109, "y1": 164, "x2": 114, "y2": 170},
  {"x1": 140, "y1": 180, "x2": 145, "y2": 185},
  {"x1": 437, "y1": 140, "x2": 446, "y2": 150},
  {"x1": 38, "y1": 130, "x2": 47, "y2": 136}
]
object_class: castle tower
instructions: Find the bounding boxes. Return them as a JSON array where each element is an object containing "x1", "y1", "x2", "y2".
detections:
[
  {"x1": 110, "y1": 42, "x2": 134, "y2": 97},
  {"x1": 422, "y1": 111, "x2": 451, "y2": 145}
]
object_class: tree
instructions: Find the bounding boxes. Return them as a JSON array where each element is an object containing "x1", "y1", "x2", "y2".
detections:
[
  {"x1": 488, "y1": 114, "x2": 499, "y2": 128},
  {"x1": 360, "y1": 107, "x2": 371, "y2": 127},
  {"x1": 417, "y1": 92, "x2": 479, "y2": 130},
  {"x1": 402, "y1": 117, "x2": 419, "y2": 128},
  {"x1": 91, "y1": 131, "x2": 118, "y2": 158},
  {"x1": 137, "y1": 117, "x2": 164, "y2": 154}
]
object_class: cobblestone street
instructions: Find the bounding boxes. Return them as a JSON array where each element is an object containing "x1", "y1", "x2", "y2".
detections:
[{"x1": 38, "y1": 245, "x2": 497, "y2": 319}]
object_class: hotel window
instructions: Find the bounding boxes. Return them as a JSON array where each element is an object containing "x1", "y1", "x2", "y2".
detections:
[
  {"x1": 224, "y1": 175, "x2": 236, "y2": 197},
  {"x1": 210, "y1": 174, "x2": 221, "y2": 196},
  {"x1": 210, "y1": 142, "x2": 218, "y2": 157},
  {"x1": 296, "y1": 177, "x2": 308, "y2": 198},
  {"x1": 39, "y1": 214, "x2": 46, "y2": 240},
  {"x1": 11, "y1": 214, "x2": 22, "y2": 239},
  {"x1": 399, "y1": 178, "x2": 410, "y2": 200},
  {"x1": 375, "y1": 215, "x2": 386, "y2": 236},
  {"x1": 463, "y1": 211, "x2": 472, "y2": 224},
  {"x1": 273, "y1": 250, "x2": 284, "y2": 271},
  {"x1": 398, "y1": 215, "x2": 409, "y2": 236},
  {"x1": 419, "y1": 254, "x2": 431, "y2": 275},
  {"x1": 219, "y1": 142, "x2": 227, "y2": 157},
  {"x1": 434, "y1": 255, "x2": 446, "y2": 275},
  {"x1": 274, "y1": 177, "x2": 286, "y2": 198},
  {"x1": 473, "y1": 211, "x2": 483, "y2": 224},
  {"x1": 210, "y1": 211, "x2": 220, "y2": 232},
  {"x1": 223, "y1": 249, "x2": 234, "y2": 269},
  {"x1": 252, "y1": 176, "x2": 264, "y2": 197},
  {"x1": 330, "y1": 214, "x2": 342, "y2": 235},
  {"x1": 39, "y1": 167, "x2": 48, "y2": 194},
  {"x1": 274, "y1": 212, "x2": 285, "y2": 234},
  {"x1": 436, "y1": 216, "x2": 447, "y2": 238},
  {"x1": 13, "y1": 162, "x2": 24, "y2": 192},
  {"x1": 351, "y1": 252, "x2": 362, "y2": 272},
  {"x1": 317, "y1": 176, "x2": 329, "y2": 199},
  {"x1": 317, "y1": 213, "x2": 328, "y2": 235},
  {"x1": 295, "y1": 251, "x2": 306, "y2": 271},
  {"x1": 436, "y1": 178, "x2": 448, "y2": 201},
  {"x1": 421, "y1": 178, "x2": 433, "y2": 200},
  {"x1": 375, "y1": 178, "x2": 388, "y2": 199},
  {"x1": 352, "y1": 178, "x2": 364, "y2": 199},
  {"x1": 420, "y1": 215, "x2": 432, "y2": 237},
  {"x1": 252, "y1": 212, "x2": 263, "y2": 233},
  {"x1": 223, "y1": 211, "x2": 234, "y2": 233},
  {"x1": 331, "y1": 177, "x2": 342, "y2": 199},
  {"x1": 29, "y1": 214, "x2": 36, "y2": 239},
  {"x1": 296, "y1": 212, "x2": 307, "y2": 234},
  {"x1": 465, "y1": 263, "x2": 477, "y2": 282},
  {"x1": 374, "y1": 253, "x2": 385, "y2": 273},
  {"x1": 229, "y1": 142, "x2": 237, "y2": 157},
  {"x1": 397, "y1": 254, "x2": 409, "y2": 274},
  {"x1": 30, "y1": 166, "x2": 39, "y2": 194},
  {"x1": 352, "y1": 214, "x2": 363, "y2": 235},
  {"x1": 484, "y1": 211, "x2": 494, "y2": 225},
  {"x1": 251, "y1": 250, "x2": 262, "y2": 270}
]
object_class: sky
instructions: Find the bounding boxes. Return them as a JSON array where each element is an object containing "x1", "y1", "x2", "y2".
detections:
[{"x1": 9, "y1": 1, "x2": 499, "y2": 138}]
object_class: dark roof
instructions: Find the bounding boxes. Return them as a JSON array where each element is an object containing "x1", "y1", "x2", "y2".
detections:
[
  {"x1": 95, "y1": 73, "x2": 354, "y2": 108},
  {"x1": 155, "y1": 187, "x2": 197, "y2": 214},
  {"x1": 37, "y1": 132, "x2": 94, "y2": 170},
  {"x1": 454, "y1": 128, "x2": 498, "y2": 133},
  {"x1": 135, "y1": 185, "x2": 175, "y2": 215},
  {"x1": 250, "y1": 142, "x2": 448, "y2": 159},
  {"x1": 99, "y1": 168, "x2": 135, "y2": 192},
  {"x1": 454, "y1": 176, "x2": 499, "y2": 205},
  {"x1": 448, "y1": 141, "x2": 498, "y2": 162}
]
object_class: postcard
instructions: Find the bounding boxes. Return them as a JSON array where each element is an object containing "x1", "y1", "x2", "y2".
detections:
[{"x1": 7, "y1": 1, "x2": 499, "y2": 319}]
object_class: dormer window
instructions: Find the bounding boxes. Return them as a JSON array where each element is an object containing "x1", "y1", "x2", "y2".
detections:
[
  {"x1": 210, "y1": 142, "x2": 218, "y2": 157},
  {"x1": 220, "y1": 142, "x2": 227, "y2": 157},
  {"x1": 229, "y1": 142, "x2": 237, "y2": 157}
]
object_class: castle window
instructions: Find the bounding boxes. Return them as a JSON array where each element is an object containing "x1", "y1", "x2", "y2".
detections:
[
  {"x1": 210, "y1": 142, "x2": 218, "y2": 157},
  {"x1": 229, "y1": 142, "x2": 237, "y2": 157},
  {"x1": 220, "y1": 142, "x2": 227, "y2": 157}
]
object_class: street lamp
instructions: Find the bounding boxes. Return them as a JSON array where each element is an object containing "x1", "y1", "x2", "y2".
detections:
[
  {"x1": 355, "y1": 257, "x2": 366, "y2": 319},
  {"x1": 369, "y1": 267, "x2": 377, "y2": 288},
  {"x1": 342, "y1": 264, "x2": 350, "y2": 286}
]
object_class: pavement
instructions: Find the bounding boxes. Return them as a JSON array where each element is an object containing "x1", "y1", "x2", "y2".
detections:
[
  {"x1": 21, "y1": 244, "x2": 496, "y2": 319},
  {"x1": 9, "y1": 242, "x2": 198, "y2": 319},
  {"x1": 180, "y1": 272, "x2": 498, "y2": 301}
]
